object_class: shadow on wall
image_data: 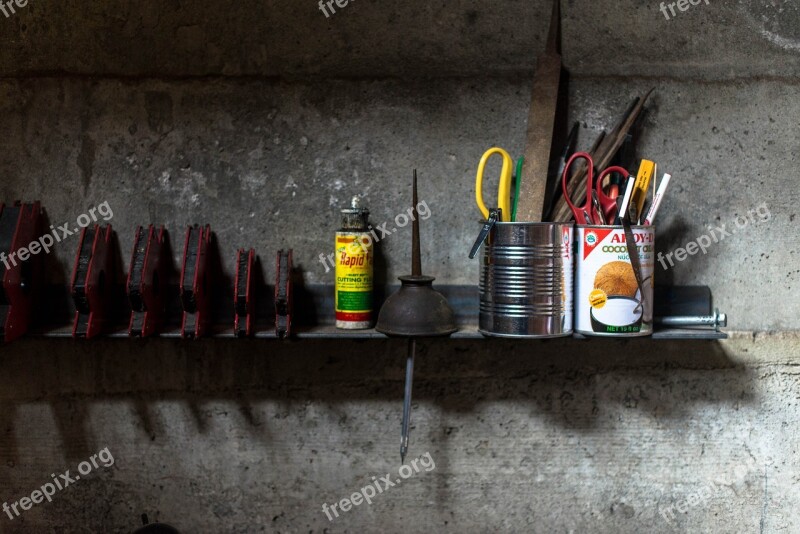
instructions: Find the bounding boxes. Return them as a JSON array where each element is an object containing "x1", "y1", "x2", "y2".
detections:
[{"x1": 0, "y1": 337, "x2": 753, "y2": 466}]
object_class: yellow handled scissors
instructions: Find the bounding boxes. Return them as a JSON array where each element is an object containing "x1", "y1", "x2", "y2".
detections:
[{"x1": 475, "y1": 147, "x2": 513, "y2": 222}]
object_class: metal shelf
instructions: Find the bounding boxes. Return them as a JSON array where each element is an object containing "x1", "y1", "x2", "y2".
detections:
[
  {"x1": 28, "y1": 323, "x2": 726, "y2": 340},
  {"x1": 19, "y1": 284, "x2": 727, "y2": 341}
]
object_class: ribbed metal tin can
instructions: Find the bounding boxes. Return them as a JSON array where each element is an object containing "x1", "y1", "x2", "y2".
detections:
[{"x1": 478, "y1": 222, "x2": 573, "y2": 338}]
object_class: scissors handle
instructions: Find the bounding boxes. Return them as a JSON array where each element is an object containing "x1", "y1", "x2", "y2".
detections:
[
  {"x1": 475, "y1": 147, "x2": 513, "y2": 222},
  {"x1": 596, "y1": 166, "x2": 630, "y2": 223},
  {"x1": 561, "y1": 151, "x2": 595, "y2": 225}
]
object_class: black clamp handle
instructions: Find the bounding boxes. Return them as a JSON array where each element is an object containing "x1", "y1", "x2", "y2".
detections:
[{"x1": 469, "y1": 208, "x2": 501, "y2": 259}]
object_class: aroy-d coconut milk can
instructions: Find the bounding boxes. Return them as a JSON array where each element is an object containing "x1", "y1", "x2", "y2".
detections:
[{"x1": 575, "y1": 225, "x2": 655, "y2": 336}]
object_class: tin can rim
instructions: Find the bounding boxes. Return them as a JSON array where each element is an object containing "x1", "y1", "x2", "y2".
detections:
[
  {"x1": 575, "y1": 224, "x2": 654, "y2": 231},
  {"x1": 478, "y1": 220, "x2": 575, "y2": 228}
]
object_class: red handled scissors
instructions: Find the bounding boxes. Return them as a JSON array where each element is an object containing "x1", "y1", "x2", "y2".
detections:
[{"x1": 561, "y1": 151, "x2": 630, "y2": 224}]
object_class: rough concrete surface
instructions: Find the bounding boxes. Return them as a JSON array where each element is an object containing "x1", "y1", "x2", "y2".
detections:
[
  {"x1": 0, "y1": 0, "x2": 799, "y2": 532},
  {"x1": 0, "y1": 333, "x2": 798, "y2": 532},
  {"x1": 1, "y1": 1, "x2": 800, "y2": 79}
]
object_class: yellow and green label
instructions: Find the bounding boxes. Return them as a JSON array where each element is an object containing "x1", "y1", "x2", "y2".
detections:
[{"x1": 335, "y1": 233, "x2": 373, "y2": 324}]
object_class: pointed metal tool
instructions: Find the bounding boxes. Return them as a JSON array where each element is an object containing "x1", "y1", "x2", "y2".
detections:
[
  {"x1": 376, "y1": 171, "x2": 457, "y2": 463},
  {"x1": 516, "y1": 0, "x2": 562, "y2": 222},
  {"x1": 400, "y1": 338, "x2": 416, "y2": 463}
]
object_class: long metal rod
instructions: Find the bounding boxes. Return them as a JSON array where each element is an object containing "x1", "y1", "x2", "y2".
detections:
[
  {"x1": 400, "y1": 338, "x2": 415, "y2": 463},
  {"x1": 412, "y1": 171, "x2": 421, "y2": 277}
]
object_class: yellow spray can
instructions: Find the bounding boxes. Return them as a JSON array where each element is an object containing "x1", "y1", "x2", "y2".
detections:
[{"x1": 335, "y1": 197, "x2": 373, "y2": 329}]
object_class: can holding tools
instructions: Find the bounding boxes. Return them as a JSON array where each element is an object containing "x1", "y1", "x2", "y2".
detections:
[
  {"x1": 575, "y1": 225, "x2": 655, "y2": 336},
  {"x1": 335, "y1": 197, "x2": 373, "y2": 329},
  {"x1": 475, "y1": 220, "x2": 573, "y2": 338}
]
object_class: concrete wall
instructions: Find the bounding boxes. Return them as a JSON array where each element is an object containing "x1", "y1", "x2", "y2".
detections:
[
  {"x1": 0, "y1": 0, "x2": 798, "y2": 532},
  {"x1": 1, "y1": 0, "x2": 799, "y2": 79},
  {"x1": 1, "y1": 334, "x2": 798, "y2": 532}
]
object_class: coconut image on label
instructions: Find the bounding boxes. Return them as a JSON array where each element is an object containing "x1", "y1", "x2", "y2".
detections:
[
  {"x1": 575, "y1": 227, "x2": 654, "y2": 336},
  {"x1": 591, "y1": 261, "x2": 643, "y2": 331}
]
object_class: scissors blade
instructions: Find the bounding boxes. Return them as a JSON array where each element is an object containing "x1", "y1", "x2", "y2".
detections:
[{"x1": 591, "y1": 191, "x2": 607, "y2": 225}]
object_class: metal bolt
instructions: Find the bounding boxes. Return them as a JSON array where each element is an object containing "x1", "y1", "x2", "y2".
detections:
[{"x1": 655, "y1": 308, "x2": 727, "y2": 331}]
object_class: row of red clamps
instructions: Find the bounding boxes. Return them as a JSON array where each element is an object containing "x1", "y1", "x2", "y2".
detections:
[
  {"x1": 0, "y1": 206, "x2": 292, "y2": 342},
  {"x1": 69, "y1": 224, "x2": 293, "y2": 339}
]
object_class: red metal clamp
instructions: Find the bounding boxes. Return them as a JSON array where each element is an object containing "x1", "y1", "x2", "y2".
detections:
[
  {"x1": 128, "y1": 225, "x2": 168, "y2": 337},
  {"x1": 234, "y1": 248, "x2": 255, "y2": 338},
  {"x1": 0, "y1": 201, "x2": 43, "y2": 343},
  {"x1": 275, "y1": 249, "x2": 293, "y2": 338},
  {"x1": 71, "y1": 225, "x2": 113, "y2": 339},
  {"x1": 180, "y1": 225, "x2": 211, "y2": 339}
]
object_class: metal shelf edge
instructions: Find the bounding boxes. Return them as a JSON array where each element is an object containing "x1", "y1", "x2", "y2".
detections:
[{"x1": 24, "y1": 324, "x2": 727, "y2": 340}]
